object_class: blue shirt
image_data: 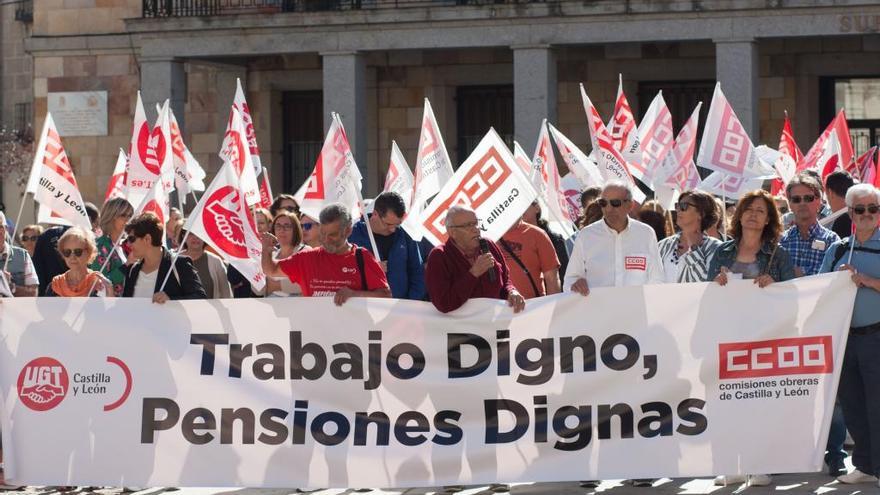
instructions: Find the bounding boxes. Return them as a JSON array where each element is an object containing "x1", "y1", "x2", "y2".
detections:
[
  {"x1": 349, "y1": 218, "x2": 427, "y2": 300},
  {"x1": 820, "y1": 228, "x2": 880, "y2": 327},
  {"x1": 780, "y1": 222, "x2": 840, "y2": 276}
]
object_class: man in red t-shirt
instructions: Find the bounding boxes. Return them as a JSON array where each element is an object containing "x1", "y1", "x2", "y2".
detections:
[{"x1": 261, "y1": 203, "x2": 390, "y2": 305}]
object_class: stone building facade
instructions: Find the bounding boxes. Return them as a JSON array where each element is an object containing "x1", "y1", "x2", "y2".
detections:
[{"x1": 3, "y1": 0, "x2": 880, "y2": 218}]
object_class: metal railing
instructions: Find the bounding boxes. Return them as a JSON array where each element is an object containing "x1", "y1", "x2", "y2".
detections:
[
  {"x1": 143, "y1": 0, "x2": 546, "y2": 17},
  {"x1": 15, "y1": 0, "x2": 33, "y2": 22}
]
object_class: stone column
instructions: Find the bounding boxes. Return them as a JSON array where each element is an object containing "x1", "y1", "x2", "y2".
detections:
[
  {"x1": 139, "y1": 57, "x2": 187, "y2": 131},
  {"x1": 321, "y1": 51, "x2": 369, "y2": 192},
  {"x1": 715, "y1": 39, "x2": 759, "y2": 138},
  {"x1": 513, "y1": 45, "x2": 557, "y2": 148}
]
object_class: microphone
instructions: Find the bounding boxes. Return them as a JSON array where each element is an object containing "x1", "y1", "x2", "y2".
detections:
[{"x1": 478, "y1": 238, "x2": 497, "y2": 282}]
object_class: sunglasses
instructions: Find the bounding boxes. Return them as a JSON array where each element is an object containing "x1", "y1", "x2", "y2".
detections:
[
  {"x1": 676, "y1": 201, "x2": 697, "y2": 212},
  {"x1": 852, "y1": 204, "x2": 880, "y2": 215},
  {"x1": 125, "y1": 234, "x2": 140, "y2": 244},
  {"x1": 789, "y1": 195, "x2": 816, "y2": 204},
  {"x1": 20, "y1": 235, "x2": 38, "y2": 242},
  {"x1": 61, "y1": 248, "x2": 85, "y2": 258},
  {"x1": 301, "y1": 222, "x2": 315, "y2": 231},
  {"x1": 597, "y1": 198, "x2": 626, "y2": 208}
]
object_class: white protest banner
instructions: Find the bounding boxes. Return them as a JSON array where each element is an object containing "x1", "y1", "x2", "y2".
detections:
[
  {"x1": 294, "y1": 113, "x2": 364, "y2": 221},
  {"x1": 414, "y1": 99, "x2": 455, "y2": 208},
  {"x1": 419, "y1": 128, "x2": 537, "y2": 246},
  {"x1": 637, "y1": 92, "x2": 675, "y2": 188},
  {"x1": 183, "y1": 157, "x2": 266, "y2": 291},
  {"x1": 547, "y1": 123, "x2": 604, "y2": 190},
  {"x1": 0, "y1": 273, "x2": 854, "y2": 487},
  {"x1": 104, "y1": 149, "x2": 128, "y2": 204},
  {"x1": 24, "y1": 113, "x2": 91, "y2": 230}
]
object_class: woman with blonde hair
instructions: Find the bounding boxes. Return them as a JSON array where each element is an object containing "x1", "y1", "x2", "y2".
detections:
[
  {"x1": 90, "y1": 197, "x2": 134, "y2": 296},
  {"x1": 46, "y1": 227, "x2": 113, "y2": 297}
]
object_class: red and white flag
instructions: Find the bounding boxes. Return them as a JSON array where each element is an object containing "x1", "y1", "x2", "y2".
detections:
[
  {"x1": 547, "y1": 123, "x2": 604, "y2": 190},
  {"x1": 294, "y1": 113, "x2": 364, "y2": 221},
  {"x1": 166, "y1": 106, "x2": 206, "y2": 200},
  {"x1": 560, "y1": 172, "x2": 586, "y2": 223},
  {"x1": 607, "y1": 74, "x2": 641, "y2": 166},
  {"x1": 697, "y1": 83, "x2": 775, "y2": 179},
  {"x1": 132, "y1": 173, "x2": 171, "y2": 227},
  {"x1": 383, "y1": 141, "x2": 424, "y2": 240},
  {"x1": 184, "y1": 158, "x2": 265, "y2": 291},
  {"x1": 637, "y1": 91, "x2": 675, "y2": 188},
  {"x1": 24, "y1": 113, "x2": 91, "y2": 230},
  {"x1": 698, "y1": 171, "x2": 765, "y2": 200},
  {"x1": 413, "y1": 98, "x2": 455, "y2": 208},
  {"x1": 770, "y1": 113, "x2": 802, "y2": 196},
  {"x1": 580, "y1": 85, "x2": 646, "y2": 202},
  {"x1": 419, "y1": 128, "x2": 537, "y2": 246},
  {"x1": 125, "y1": 92, "x2": 161, "y2": 208},
  {"x1": 219, "y1": 108, "x2": 261, "y2": 207},
  {"x1": 224, "y1": 78, "x2": 262, "y2": 176},
  {"x1": 658, "y1": 103, "x2": 703, "y2": 192},
  {"x1": 858, "y1": 146, "x2": 879, "y2": 187},
  {"x1": 258, "y1": 167, "x2": 274, "y2": 210},
  {"x1": 799, "y1": 110, "x2": 853, "y2": 180},
  {"x1": 152, "y1": 101, "x2": 176, "y2": 196},
  {"x1": 104, "y1": 149, "x2": 128, "y2": 204},
  {"x1": 513, "y1": 141, "x2": 533, "y2": 177},
  {"x1": 531, "y1": 120, "x2": 577, "y2": 237}
]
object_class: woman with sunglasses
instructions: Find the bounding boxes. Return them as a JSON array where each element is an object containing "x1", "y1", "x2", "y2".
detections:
[
  {"x1": 658, "y1": 191, "x2": 722, "y2": 283},
  {"x1": 45, "y1": 227, "x2": 113, "y2": 297},
  {"x1": 89, "y1": 198, "x2": 134, "y2": 297},
  {"x1": 269, "y1": 194, "x2": 300, "y2": 219},
  {"x1": 265, "y1": 210, "x2": 310, "y2": 297},
  {"x1": 300, "y1": 214, "x2": 321, "y2": 249},
  {"x1": 820, "y1": 183, "x2": 880, "y2": 487},
  {"x1": 17, "y1": 225, "x2": 43, "y2": 258},
  {"x1": 708, "y1": 189, "x2": 795, "y2": 291},
  {"x1": 121, "y1": 212, "x2": 206, "y2": 303}
]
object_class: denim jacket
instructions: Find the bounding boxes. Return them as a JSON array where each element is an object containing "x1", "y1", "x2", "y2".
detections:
[{"x1": 706, "y1": 239, "x2": 796, "y2": 283}]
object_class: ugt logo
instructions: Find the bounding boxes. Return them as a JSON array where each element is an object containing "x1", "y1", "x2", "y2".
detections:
[{"x1": 17, "y1": 357, "x2": 69, "y2": 411}]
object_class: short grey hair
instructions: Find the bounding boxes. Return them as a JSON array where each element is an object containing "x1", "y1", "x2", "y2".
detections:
[
  {"x1": 319, "y1": 203, "x2": 353, "y2": 228},
  {"x1": 602, "y1": 180, "x2": 633, "y2": 201},
  {"x1": 846, "y1": 184, "x2": 880, "y2": 207},
  {"x1": 444, "y1": 205, "x2": 476, "y2": 227}
]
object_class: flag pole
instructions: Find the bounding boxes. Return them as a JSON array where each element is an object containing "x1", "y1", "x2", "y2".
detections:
[
  {"x1": 86, "y1": 233, "x2": 128, "y2": 297},
  {"x1": 3, "y1": 192, "x2": 31, "y2": 272},
  {"x1": 333, "y1": 112, "x2": 380, "y2": 260}
]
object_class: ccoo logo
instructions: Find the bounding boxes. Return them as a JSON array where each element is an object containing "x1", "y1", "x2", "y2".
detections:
[{"x1": 17, "y1": 357, "x2": 69, "y2": 411}]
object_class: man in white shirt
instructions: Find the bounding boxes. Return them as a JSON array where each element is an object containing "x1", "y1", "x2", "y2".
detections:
[{"x1": 564, "y1": 181, "x2": 664, "y2": 295}]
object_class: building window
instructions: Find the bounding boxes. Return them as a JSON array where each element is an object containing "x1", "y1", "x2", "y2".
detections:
[
  {"x1": 637, "y1": 80, "x2": 713, "y2": 135},
  {"x1": 456, "y1": 85, "x2": 514, "y2": 162},
  {"x1": 821, "y1": 77, "x2": 880, "y2": 157},
  {"x1": 13, "y1": 102, "x2": 32, "y2": 134},
  {"x1": 282, "y1": 91, "x2": 323, "y2": 194}
]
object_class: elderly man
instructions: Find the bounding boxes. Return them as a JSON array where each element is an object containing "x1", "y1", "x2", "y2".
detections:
[
  {"x1": 424, "y1": 205, "x2": 525, "y2": 313},
  {"x1": 0, "y1": 211, "x2": 38, "y2": 297},
  {"x1": 821, "y1": 183, "x2": 880, "y2": 488},
  {"x1": 781, "y1": 173, "x2": 840, "y2": 278},
  {"x1": 349, "y1": 191, "x2": 426, "y2": 300},
  {"x1": 262, "y1": 203, "x2": 390, "y2": 306},
  {"x1": 564, "y1": 181, "x2": 664, "y2": 295}
]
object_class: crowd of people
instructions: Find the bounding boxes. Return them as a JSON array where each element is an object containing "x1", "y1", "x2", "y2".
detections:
[{"x1": 1, "y1": 167, "x2": 878, "y2": 491}]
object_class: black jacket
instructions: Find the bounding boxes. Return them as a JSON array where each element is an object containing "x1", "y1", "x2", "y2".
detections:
[{"x1": 122, "y1": 247, "x2": 207, "y2": 299}]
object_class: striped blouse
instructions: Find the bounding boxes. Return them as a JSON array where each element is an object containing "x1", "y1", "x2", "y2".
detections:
[{"x1": 658, "y1": 233, "x2": 722, "y2": 283}]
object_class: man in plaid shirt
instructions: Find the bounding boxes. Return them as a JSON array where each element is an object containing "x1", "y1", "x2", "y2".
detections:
[{"x1": 780, "y1": 173, "x2": 840, "y2": 277}]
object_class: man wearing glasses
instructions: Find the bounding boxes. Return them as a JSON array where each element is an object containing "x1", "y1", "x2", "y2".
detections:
[
  {"x1": 424, "y1": 205, "x2": 525, "y2": 313},
  {"x1": 0, "y1": 211, "x2": 39, "y2": 297},
  {"x1": 781, "y1": 173, "x2": 840, "y2": 279},
  {"x1": 349, "y1": 191, "x2": 426, "y2": 300},
  {"x1": 564, "y1": 181, "x2": 664, "y2": 296}
]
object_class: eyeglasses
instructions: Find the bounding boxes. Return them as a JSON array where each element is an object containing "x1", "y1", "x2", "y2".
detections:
[
  {"x1": 852, "y1": 204, "x2": 880, "y2": 215},
  {"x1": 301, "y1": 222, "x2": 315, "y2": 231},
  {"x1": 20, "y1": 235, "x2": 39, "y2": 242},
  {"x1": 60, "y1": 248, "x2": 85, "y2": 258},
  {"x1": 275, "y1": 223, "x2": 294, "y2": 231},
  {"x1": 789, "y1": 195, "x2": 816, "y2": 204},
  {"x1": 597, "y1": 198, "x2": 626, "y2": 208},
  {"x1": 448, "y1": 221, "x2": 480, "y2": 230},
  {"x1": 676, "y1": 201, "x2": 697, "y2": 212}
]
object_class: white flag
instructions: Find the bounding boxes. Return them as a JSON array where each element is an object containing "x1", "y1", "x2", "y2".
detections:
[
  {"x1": 168, "y1": 107, "x2": 206, "y2": 198},
  {"x1": 384, "y1": 141, "x2": 423, "y2": 241},
  {"x1": 184, "y1": 159, "x2": 266, "y2": 291},
  {"x1": 294, "y1": 113, "x2": 364, "y2": 221},
  {"x1": 697, "y1": 83, "x2": 776, "y2": 179},
  {"x1": 125, "y1": 92, "x2": 158, "y2": 208},
  {"x1": 224, "y1": 78, "x2": 262, "y2": 175},
  {"x1": 636, "y1": 91, "x2": 675, "y2": 187},
  {"x1": 132, "y1": 172, "x2": 170, "y2": 227},
  {"x1": 560, "y1": 172, "x2": 586, "y2": 222},
  {"x1": 698, "y1": 171, "x2": 765, "y2": 200},
  {"x1": 657, "y1": 103, "x2": 703, "y2": 192},
  {"x1": 413, "y1": 99, "x2": 455, "y2": 208},
  {"x1": 103, "y1": 149, "x2": 128, "y2": 204},
  {"x1": 531, "y1": 120, "x2": 577, "y2": 238},
  {"x1": 512, "y1": 141, "x2": 533, "y2": 177},
  {"x1": 152, "y1": 101, "x2": 176, "y2": 195},
  {"x1": 547, "y1": 123, "x2": 604, "y2": 190},
  {"x1": 419, "y1": 128, "x2": 537, "y2": 246},
  {"x1": 25, "y1": 114, "x2": 91, "y2": 230},
  {"x1": 219, "y1": 108, "x2": 261, "y2": 206},
  {"x1": 608, "y1": 75, "x2": 642, "y2": 169}
]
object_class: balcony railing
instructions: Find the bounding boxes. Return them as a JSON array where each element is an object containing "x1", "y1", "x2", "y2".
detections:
[
  {"x1": 142, "y1": 0, "x2": 545, "y2": 17},
  {"x1": 15, "y1": 0, "x2": 33, "y2": 22}
]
